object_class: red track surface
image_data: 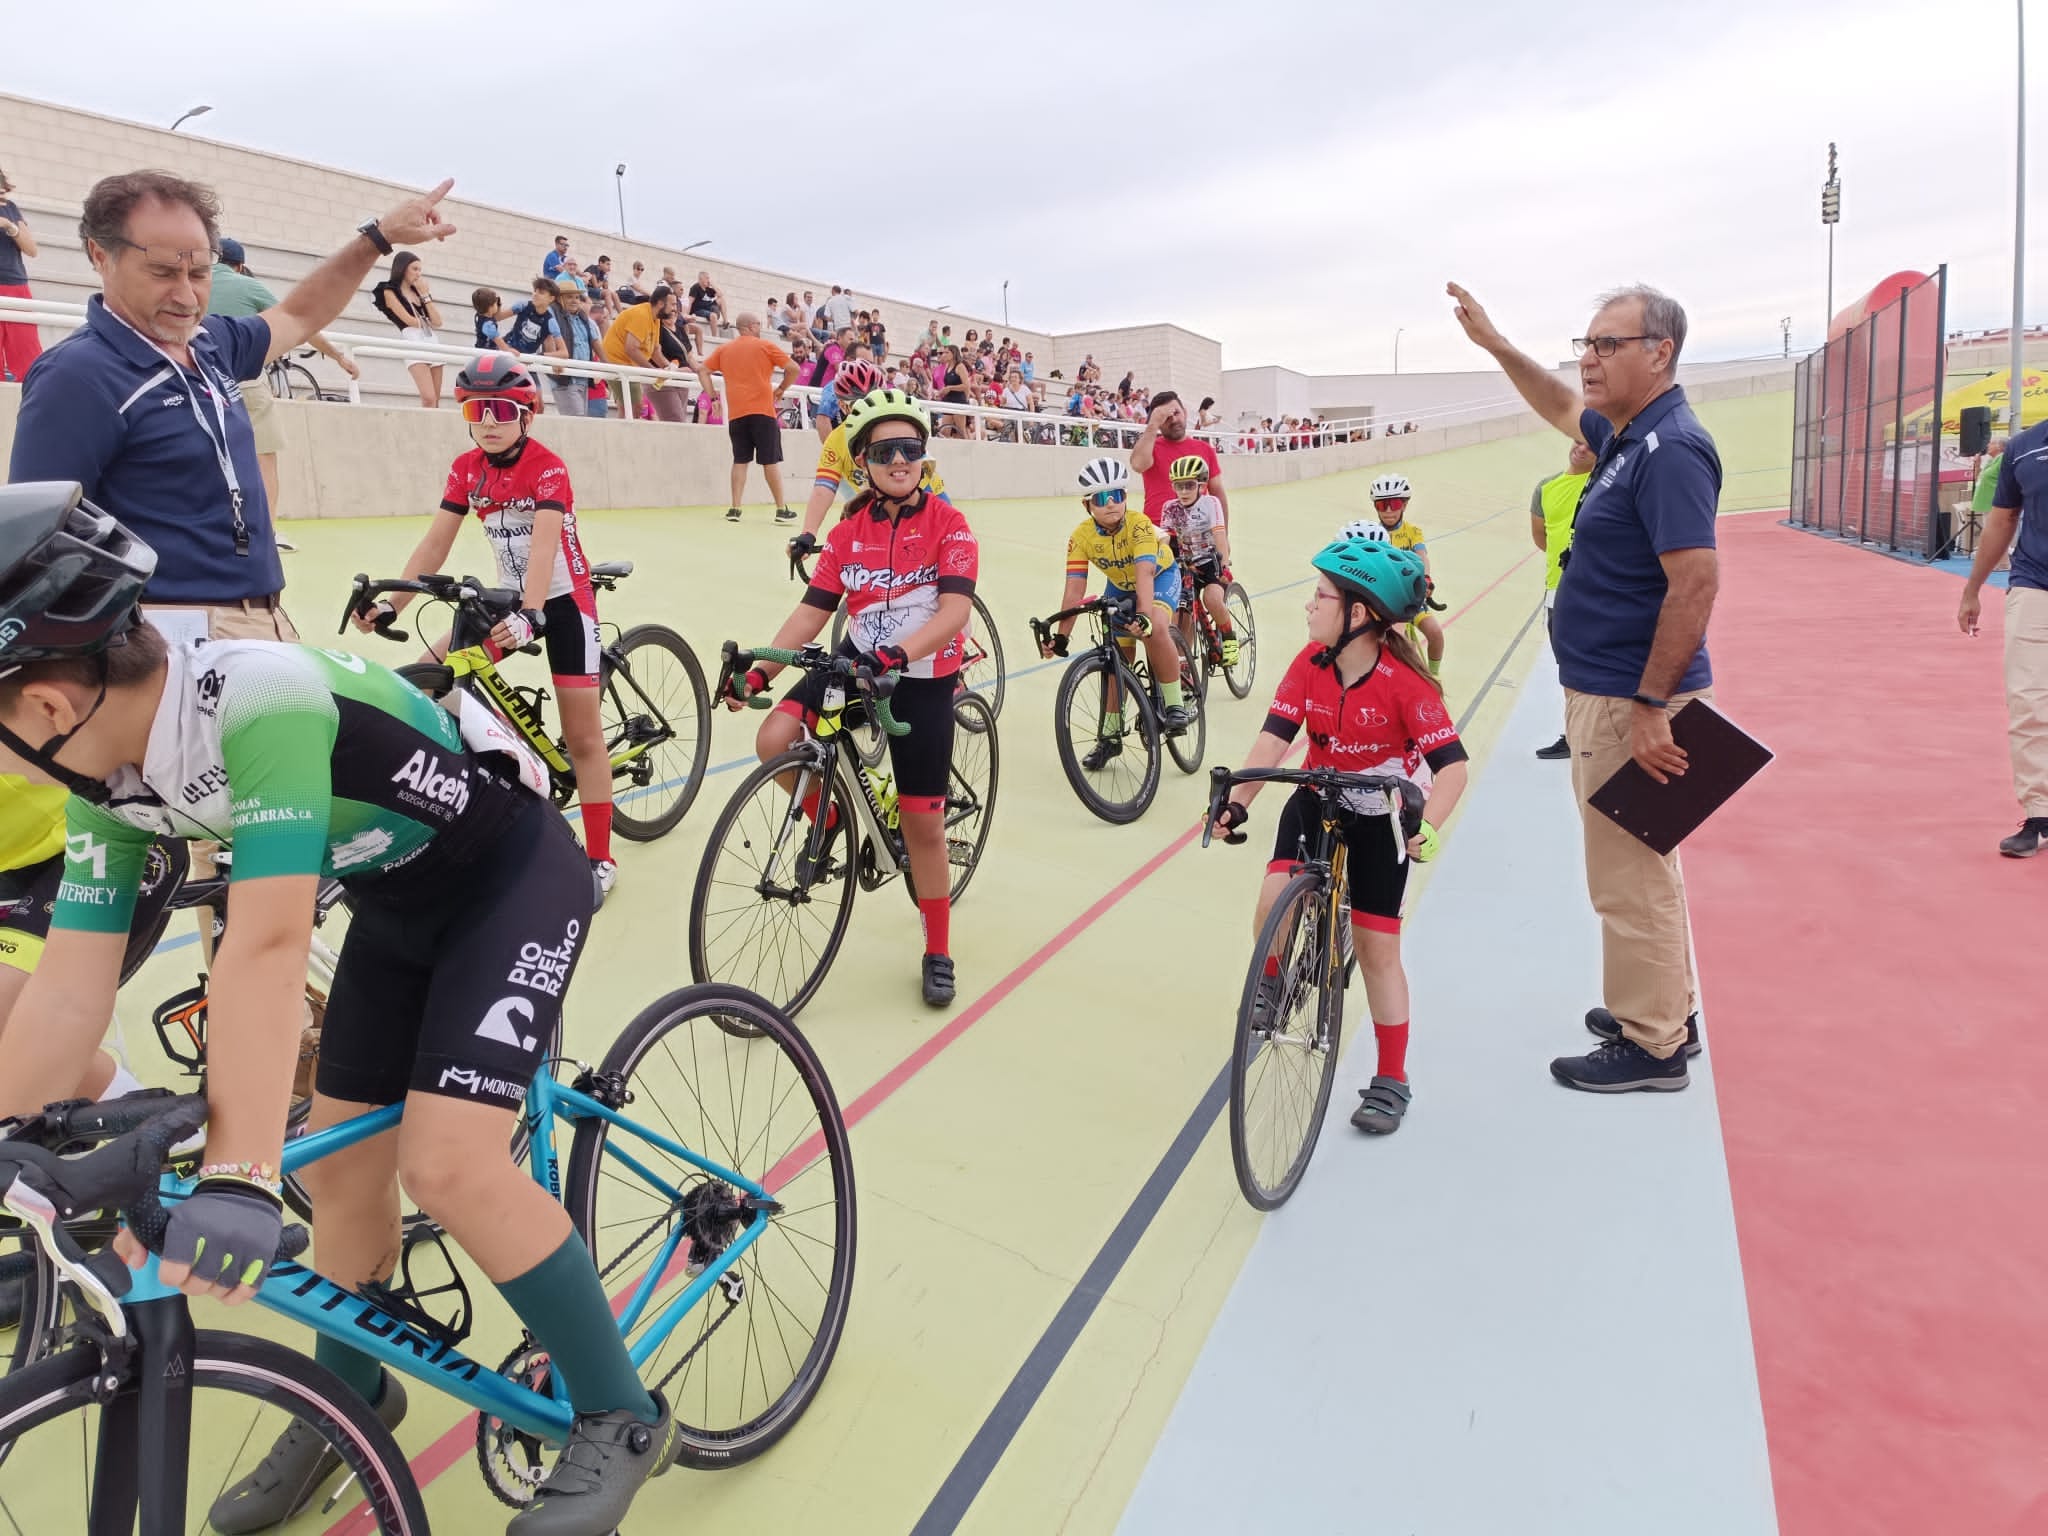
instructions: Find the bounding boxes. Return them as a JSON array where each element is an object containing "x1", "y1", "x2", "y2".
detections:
[{"x1": 1688, "y1": 520, "x2": 2047, "y2": 1536}]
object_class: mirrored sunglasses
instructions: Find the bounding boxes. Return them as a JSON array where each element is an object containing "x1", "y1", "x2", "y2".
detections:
[
  {"x1": 460, "y1": 398, "x2": 530, "y2": 424},
  {"x1": 1089, "y1": 489, "x2": 1127, "y2": 509}
]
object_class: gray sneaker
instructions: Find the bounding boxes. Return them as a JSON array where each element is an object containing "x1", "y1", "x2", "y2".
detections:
[
  {"x1": 507, "y1": 1390, "x2": 682, "y2": 1535},
  {"x1": 208, "y1": 1372, "x2": 407, "y2": 1533}
]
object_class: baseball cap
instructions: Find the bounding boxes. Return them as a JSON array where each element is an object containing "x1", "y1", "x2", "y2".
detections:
[{"x1": 218, "y1": 237, "x2": 246, "y2": 266}]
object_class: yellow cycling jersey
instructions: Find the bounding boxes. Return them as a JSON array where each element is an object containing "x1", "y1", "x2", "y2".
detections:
[
  {"x1": 1066, "y1": 510, "x2": 1177, "y2": 590},
  {"x1": 813, "y1": 422, "x2": 947, "y2": 501},
  {"x1": 0, "y1": 773, "x2": 67, "y2": 876},
  {"x1": 1384, "y1": 519, "x2": 1426, "y2": 551}
]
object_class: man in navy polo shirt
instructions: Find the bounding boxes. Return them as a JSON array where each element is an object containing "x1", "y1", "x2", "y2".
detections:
[
  {"x1": 1449, "y1": 280, "x2": 1722, "y2": 1093},
  {"x1": 1958, "y1": 416, "x2": 2048, "y2": 857},
  {"x1": 8, "y1": 167, "x2": 457, "y2": 646}
]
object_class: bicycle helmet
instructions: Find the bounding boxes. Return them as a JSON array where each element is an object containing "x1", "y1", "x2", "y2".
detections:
[
  {"x1": 1168, "y1": 454, "x2": 1210, "y2": 483},
  {"x1": 843, "y1": 388, "x2": 931, "y2": 454},
  {"x1": 1370, "y1": 473, "x2": 1412, "y2": 502},
  {"x1": 1336, "y1": 517, "x2": 1391, "y2": 544},
  {"x1": 454, "y1": 353, "x2": 542, "y2": 410},
  {"x1": 1077, "y1": 457, "x2": 1130, "y2": 495},
  {"x1": 1310, "y1": 538, "x2": 1430, "y2": 626},
  {"x1": 833, "y1": 359, "x2": 882, "y2": 399}
]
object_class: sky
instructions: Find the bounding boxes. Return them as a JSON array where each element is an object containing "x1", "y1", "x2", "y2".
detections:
[{"x1": 2, "y1": 0, "x2": 2040, "y2": 377}]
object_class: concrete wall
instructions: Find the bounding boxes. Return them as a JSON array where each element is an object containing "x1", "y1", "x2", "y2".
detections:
[{"x1": 1046, "y1": 324, "x2": 1222, "y2": 412}]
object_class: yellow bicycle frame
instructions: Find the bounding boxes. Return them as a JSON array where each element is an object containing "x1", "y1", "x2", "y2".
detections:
[{"x1": 440, "y1": 643, "x2": 573, "y2": 775}]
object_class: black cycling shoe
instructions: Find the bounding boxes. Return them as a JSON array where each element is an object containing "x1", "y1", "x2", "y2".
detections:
[
  {"x1": 922, "y1": 953, "x2": 956, "y2": 1007},
  {"x1": 1081, "y1": 737, "x2": 1123, "y2": 771},
  {"x1": 1585, "y1": 1006, "x2": 1702, "y2": 1058},
  {"x1": 1159, "y1": 704, "x2": 1190, "y2": 735}
]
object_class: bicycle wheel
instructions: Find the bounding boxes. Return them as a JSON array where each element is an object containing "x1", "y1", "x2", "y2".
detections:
[
  {"x1": 1222, "y1": 583, "x2": 1257, "y2": 699},
  {"x1": 1053, "y1": 652, "x2": 1160, "y2": 825},
  {"x1": 603, "y1": 624, "x2": 711, "y2": 840},
  {"x1": 688, "y1": 751, "x2": 858, "y2": 1016},
  {"x1": 0, "y1": 1332, "x2": 427, "y2": 1532},
  {"x1": 1229, "y1": 872, "x2": 1344, "y2": 1210},
  {"x1": 1164, "y1": 627, "x2": 1207, "y2": 776},
  {"x1": 957, "y1": 593, "x2": 1006, "y2": 722},
  {"x1": 278, "y1": 361, "x2": 321, "y2": 401},
  {"x1": 563, "y1": 985, "x2": 854, "y2": 1470},
  {"x1": 943, "y1": 693, "x2": 999, "y2": 901},
  {"x1": 0, "y1": 1219, "x2": 68, "y2": 1388}
]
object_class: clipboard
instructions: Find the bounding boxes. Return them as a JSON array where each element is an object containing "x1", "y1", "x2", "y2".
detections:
[{"x1": 1586, "y1": 700, "x2": 1773, "y2": 855}]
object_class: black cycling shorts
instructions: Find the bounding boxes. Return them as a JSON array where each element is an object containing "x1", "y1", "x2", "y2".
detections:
[
  {"x1": 0, "y1": 837, "x2": 188, "y2": 984},
  {"x1": 1184, "y1": 555, "x2": 1226, "y2": 592},
  {"x1": 777, "y1": 644, "x2": 957, "y2": 813},
  {"x1": 729, "y1": 413, "x2": 784, "y2": 466},
  {"x1": 1268, "y1": 786, "x2": 1409, "y2": 932},
  {"x1": 316, "y1": 794, "x2": 592, "y2": 1111}
]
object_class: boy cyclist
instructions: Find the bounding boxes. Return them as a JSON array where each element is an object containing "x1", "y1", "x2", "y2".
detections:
[
  {"x1": 1039, "y1": 457, "x2": 1191, "y2": 758},
  {"x1": 1158, "y1": 453, "x2": 1238, "y2": 667},
  {"x1": 1369, "y1": 474, "x2": 1444, "y2": 677},
  {"x1": 354, "y1": 355, "x2": 620, "y2": 905}
]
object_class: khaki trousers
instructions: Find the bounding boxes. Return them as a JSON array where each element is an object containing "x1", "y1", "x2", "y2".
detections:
[
  {"x1": 1564, "y1": 689, "x2": 1707, "y2": 1060},
  {"x1": 2005, "y1": 586, "x2": 2048, "y2": 819}
]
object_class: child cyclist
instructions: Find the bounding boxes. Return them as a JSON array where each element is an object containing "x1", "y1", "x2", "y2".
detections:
[
  {"x1": 1367, "y1": 473, "x2": 1444, "y2": 677},
  {"x1": 355, "y1": 355, "x2": 619, "y2": 906},
  {"x1": 1038, "y1": 457, "x2": 1191, "y2": 761},
  {"x1": 728, "y1": 389, "x2": 979, "y2": 1007},
  {"x1": 1208, "y1": 532, "x2": 1468, "y2": 1136},
  {"x1": 1158, "y1": 452, "x2": 1239, "y2": 667}
]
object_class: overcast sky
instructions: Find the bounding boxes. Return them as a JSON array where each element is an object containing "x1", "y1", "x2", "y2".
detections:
[{"x1": 3, "y1": 0, "x2": 2039, "y2": 375}]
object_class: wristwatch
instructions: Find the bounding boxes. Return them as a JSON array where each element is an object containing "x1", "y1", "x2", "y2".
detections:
[
  {"x1": 1630, "y1": 692, "x2": 1670, "y2": 710},
  {"x1": 356, "y1": 218, "x2": 392, "y2": 256}
]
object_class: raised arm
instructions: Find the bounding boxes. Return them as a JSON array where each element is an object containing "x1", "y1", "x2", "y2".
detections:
[
  {"x1": 1446, "y1": 283, "x2": 1582, "y2": 440},
  {"x1": 265, "y1": 180, "x2": 458, "y2": 362}
]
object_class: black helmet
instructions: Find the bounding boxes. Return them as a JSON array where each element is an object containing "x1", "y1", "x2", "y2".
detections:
[{"x1": 0, "y1": 483, "x2": 156, "y2": 674}]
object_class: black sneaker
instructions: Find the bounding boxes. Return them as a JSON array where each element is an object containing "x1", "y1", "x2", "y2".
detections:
[
  {"x1": 1586, "y1": 1006, "x2": 1701, "y2": 1058},
  {"x1": 724, "y1": 506, "x2": 743, "y2": 523},
  {"x1": 1998, "y1": 817, "x2": 2048, "y2": 857},
  {"x1": 1535, "y1": 734, "x2": 1571, "y2": 760},
  {"x1": 1082, "y1": 737, "x2": 1123, "y2": 771},
  {"x1": 774, "y1": 506, "x2": 797, "y2": 525},
  {"x1": 922, "y1": 953, "x2": 956, "y2": 1007},
  {"x1": 1550, "y1": 1037, "x2": 1689, "y2": 1093}
]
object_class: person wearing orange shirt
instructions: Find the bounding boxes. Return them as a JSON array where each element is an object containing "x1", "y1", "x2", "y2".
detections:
[
  {"x1": 695, "y1": 312, "x2": 797, "y2": 524},
  {"x1": 602, "y1": 284, "x2": 688, "y2": 422}
]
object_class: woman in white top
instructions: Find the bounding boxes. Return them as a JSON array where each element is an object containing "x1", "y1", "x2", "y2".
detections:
[{"x1": 375, "y1": 250, "x2": 446, "y2": 408}]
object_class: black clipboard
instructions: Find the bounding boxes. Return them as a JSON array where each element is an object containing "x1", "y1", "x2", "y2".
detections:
[{"x1": 1586, "y1": 700, "x2": 1773, "y2": 855}]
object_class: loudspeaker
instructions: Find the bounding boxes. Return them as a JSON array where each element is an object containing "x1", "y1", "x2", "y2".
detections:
[{"x1": 1960, "y1": 405, "x2": 1993, "y2": 456}]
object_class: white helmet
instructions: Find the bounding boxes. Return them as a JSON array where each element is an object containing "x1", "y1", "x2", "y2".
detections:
[
  {"x1": 1371, "y1": 473, "x2": 1412, "y2": 501},
  {"x1": 1078, "y1": 457, "x2": 1130, "y2": 495},
  {"x1": 1337, "y1": 517, "x2": 1391, "y2": 544}
]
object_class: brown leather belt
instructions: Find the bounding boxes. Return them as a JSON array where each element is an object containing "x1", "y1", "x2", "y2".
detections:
[{"x1": 155, "y1": 594, "x2": 284, "y2": 611}]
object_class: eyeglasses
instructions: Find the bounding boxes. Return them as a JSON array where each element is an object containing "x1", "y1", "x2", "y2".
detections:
[
  {"x1": 1088, "y1": 489, "x2": 1126, "y2": 509},
  {"x1": 863, "y1": 437, "x2": 927, "y2": 466},
  {"x1": 460, "y1": 398, "x2": 531, "y2": 424},
  {"x1": 1171, "y1": 480, "x2": 1203, "y2": 492},
  {"x1": 1373, "y1": 496, "x2": 1409, "y2": 511},
  {"x1": 1571, "y1": 334, "x2": 1666, "y2": 358},
  {"x1": 1309, "y1": 589, "x2": 1345, "y2": 605},
  {"x1": 98, "y1": 237, "x2": 220, "y2": 281}
]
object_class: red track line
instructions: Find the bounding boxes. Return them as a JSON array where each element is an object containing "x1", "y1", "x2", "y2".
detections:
[{"x1": 329, "y1": 541, "x2": 1539, "y2": 1531}]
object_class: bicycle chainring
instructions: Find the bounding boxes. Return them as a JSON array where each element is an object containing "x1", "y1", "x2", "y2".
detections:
[{"x1": 476, "y1": 1337, "x2": 556, "y2": 1508}]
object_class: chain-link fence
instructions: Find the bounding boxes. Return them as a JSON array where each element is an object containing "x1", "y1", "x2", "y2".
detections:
[{"x1": 1788, "y1": 266, "x2": 1947, "y2": 556}]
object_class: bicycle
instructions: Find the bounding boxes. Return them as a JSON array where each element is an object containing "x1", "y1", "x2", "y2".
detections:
[
  {"x1": 689, "y1": 642, "x2": 999, "y2": 1016},
  {"x1": 1029, "y1": 594, "x2": 1205, "y2": 824},
  {"x1": 0, "y1": 980, "x2": 857, "y2": 1520},
  {"x1": 264, "y1": 345, "x2": 337, "y2": 403},
  {"x1": 1176, "y1": 568, "x2": 1258, "y2": 701},
  {"x1": 341, "y1": 563, "x2": 711, "y2": 840},
  {"x1": 1203, "y1": 764, "x2": 1422, "y2": 1210}
]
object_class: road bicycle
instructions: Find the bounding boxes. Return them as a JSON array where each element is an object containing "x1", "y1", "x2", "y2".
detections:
[
  {"x1": 342, "y1": 563, "x2": 711, "y2": 839},
  {"x1": 263, "y1": 345, "x2": 340, "y2": 403},
  {"x1": 1174, "y1": 565, "x2": 1258, "y2": 700},
  {"x1": 1203, "y1": 764, "x2": 1422, "y2": 1210},
  {"x1": 1029, "y1": 594, "x2": 1206, "y2": 825},
  {"x1": 689, "y1": 642, "x2": 998, "y2": 1016},
  {"x1": 0, "y1": 980, "x2": 855, "y2": 1523}
]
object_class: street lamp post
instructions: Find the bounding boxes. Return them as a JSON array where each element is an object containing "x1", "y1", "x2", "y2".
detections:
[
  {"x1": 1821, "y1": 142, "x2": 1842, "y2": 332},
  {"x1": 680, "y1": 239, "x2": 710, "y2": 256},
  {"x1": 1781, "y1": 316, "x2": 1793, "y2": 357},
  {"x1": 170, "y1": 105, "x2": 211, "y2": 133},
  {"x1": 1002, "y1": 280, "x2": 1010, "y2": 328},
  {"x1": 1394, "y1": 327, "x2": 1405, "y2": 374},
  {"x1": 614, "y1": 164, "x2": 627, "y2": 238},
  {"x1": 2010, "y1": 0, "x2": 2028, "y2": 430}
]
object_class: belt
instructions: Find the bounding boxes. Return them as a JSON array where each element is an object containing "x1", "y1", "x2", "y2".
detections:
[{"x1": 151, "y1": 594, "x2": 284, "y2": 612}]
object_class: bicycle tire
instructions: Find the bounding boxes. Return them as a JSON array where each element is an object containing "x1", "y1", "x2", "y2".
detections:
[
  {"x1": 602, "y1": 624, "x2": 710, "y2": 839},
  {"x1": 284, "y1": 361, "x2": 322, "y2": 401},
  {"x1": 1163, "y1": 627, "x2": 1207, "y2": 776},
  {"x1": 1222, "y1": 583, "x2": 1257, "y2": 700},
  {"x1": 688, "y1": 751, "x2": 858, "y2": 1016},
  {"x1": 942, "y1": 693, "x2": 999, "y2": 902},
  {"x1": 959, "y1": 593, "x2": 1006, "y2": 722},
  {"x1": 563, "y1": 984, "x2": 855, "y2": 1471},
  {"x1": 1229, "y1": 872, "x2": 1344, "y2": 1210},
  {"x1": 1054, "y1": 651, "x2": 1160, "y2": 825},
  {"x1": 0, "y1": 1331, "x2": 428, "y2": 1532}
]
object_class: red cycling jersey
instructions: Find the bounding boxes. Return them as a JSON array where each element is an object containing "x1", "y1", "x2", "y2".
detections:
[
  {"x1": 803, "y1": 490, "x2": 979, "y2": 679},
  {"x1": 1264, "y1": 642, "x2": 1467, "y2": 811},
  {"x1": 439, "y1": 439, "x2": 595, "y2": 611}
]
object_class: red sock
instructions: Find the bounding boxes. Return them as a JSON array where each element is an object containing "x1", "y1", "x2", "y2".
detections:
[
  {"x1": 1263, "y1": 954, "x2": 1280, "y2": 978},
  {"x1": 799, "y1": 787, "x2": 840, "y2": 831},
  {"x1": 1374, "y1": 1020, "x2": 1410, "y2": 1083},
  {"x1": 583, "y1": 803, "x2": 613, "y2": 863},
  {"x1": 918, "y1": 896, "x2": 950, "y2": 956}
]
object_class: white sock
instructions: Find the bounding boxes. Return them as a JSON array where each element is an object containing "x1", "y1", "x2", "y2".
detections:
[{"x1": 98, "y1": 1062, "x2": 145, "y2": 1102}]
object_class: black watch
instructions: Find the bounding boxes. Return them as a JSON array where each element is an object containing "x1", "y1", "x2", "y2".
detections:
[
  {"x1": 1630, "y1": 692, "x2": 1670, "y2": 710},
  {"x1": 356, "y1": 219, "x2": 393, "y2": 256}
]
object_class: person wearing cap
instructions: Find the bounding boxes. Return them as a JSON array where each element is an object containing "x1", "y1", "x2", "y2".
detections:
[{"x1": 206, "y1": 237, "x2": 359, "y2": 526}]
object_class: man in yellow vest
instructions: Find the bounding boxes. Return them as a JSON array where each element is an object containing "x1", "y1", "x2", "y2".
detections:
[{"x1": 1532, "y1": 438, "x2": 1596, "y2": 758}]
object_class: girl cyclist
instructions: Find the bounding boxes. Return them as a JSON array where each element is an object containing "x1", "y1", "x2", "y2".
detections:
[
  {"x1": 1158, "y1": 452, "x2": 1238, "y2": 667},
  {"x1": 1209, "y1": 533, "x2": 1468, "y2": 1136}
]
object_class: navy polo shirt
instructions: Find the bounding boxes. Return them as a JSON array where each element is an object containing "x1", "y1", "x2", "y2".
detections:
[
  {"x1": 1552, "y1": 385, "x2": 1721, "y2": 697},
  {"x1": 8, "y1": 296, "x2": 283, "y2": 603},
  {"x1": 1991, "y1": 419, "x2": 2048, "y2": 592}
]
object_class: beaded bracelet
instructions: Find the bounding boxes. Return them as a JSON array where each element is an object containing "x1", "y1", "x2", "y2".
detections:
[{"x1": 197, "y1": 1160, "x2": 283, "y2": 1195}]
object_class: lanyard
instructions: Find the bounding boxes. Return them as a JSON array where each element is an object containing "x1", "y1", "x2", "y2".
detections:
[{"x1": 120, "y1": 313, "x2": 252, "y2": 557}]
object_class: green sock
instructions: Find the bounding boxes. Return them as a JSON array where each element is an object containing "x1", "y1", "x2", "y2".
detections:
[
  {"x1": 497, "y1": 1231, "x2": 659, "y2": 1423},
  {"x1": 1103, "y1": 710, "x2": 1121, "y2": 733},
  {"x1": 1162, "y1": 680, "x2": 1184, "y2": 709},
  {"x1": 315, "y1": 1331, "x2": 386, "y2": 1405}
]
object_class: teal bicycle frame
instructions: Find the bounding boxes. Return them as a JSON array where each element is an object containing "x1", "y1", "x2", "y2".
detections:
[{"x1": 141, "y1": 1067, "x2": 774, "y2": 1443}]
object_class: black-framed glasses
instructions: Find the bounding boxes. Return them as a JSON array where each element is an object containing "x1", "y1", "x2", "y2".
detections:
[
  {"x1": 96, "y1": 237, "x2": 220, "y2": 280},
  {"x1": 1571, "y1": 334, "x2": 1666, "y2": 358},
  {"x1": 863, "y1": 437, "x2": 927, "y2": 466}
]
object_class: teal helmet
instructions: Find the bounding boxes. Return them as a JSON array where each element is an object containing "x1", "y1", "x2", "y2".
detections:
[{"x1": 1309, "y1": 538, "x2": 1430, "y2": 625}]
